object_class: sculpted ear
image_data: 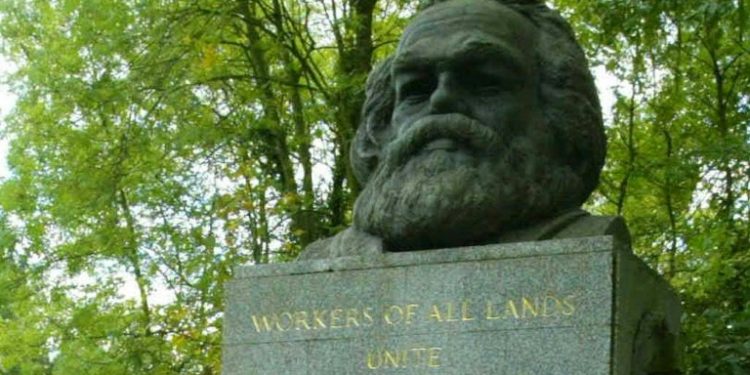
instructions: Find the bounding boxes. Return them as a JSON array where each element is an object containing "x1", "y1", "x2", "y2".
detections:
[
  {"x1": 351, "y1": 129, "x2": 381, "y2": 185},
  {"x1": 350, "y1": 56, "x2": 396, "y2": 185}
]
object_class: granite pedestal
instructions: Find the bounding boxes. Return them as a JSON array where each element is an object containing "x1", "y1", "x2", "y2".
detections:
[{"x1": 222, "y1": 236, "x2": 680, "y2": 374}]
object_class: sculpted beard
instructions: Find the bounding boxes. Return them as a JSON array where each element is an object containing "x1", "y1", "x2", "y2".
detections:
[{"x1": 353, "y1": 113, "x2": 582, "y2": 251}]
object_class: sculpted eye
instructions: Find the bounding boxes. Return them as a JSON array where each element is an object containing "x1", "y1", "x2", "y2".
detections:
[
  {"x1": 398, "y1": 77, "x2": 436, "y2": 103},
  {"x1": 477, "y1": 82, "x2": 504, "y2": 94},
  {"x1": 466, "y1": 72, "x2": 506, "y2": 94}
]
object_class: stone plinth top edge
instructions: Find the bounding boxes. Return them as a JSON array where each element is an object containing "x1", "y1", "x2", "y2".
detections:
[{"x1": 232, "y1": 235, "x2": 625, "y2": 279}]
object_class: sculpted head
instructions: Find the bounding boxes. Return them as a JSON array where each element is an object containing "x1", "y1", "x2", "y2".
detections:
[{"x1": 351, "y1": 0, "x2": 605, "y2": 251}]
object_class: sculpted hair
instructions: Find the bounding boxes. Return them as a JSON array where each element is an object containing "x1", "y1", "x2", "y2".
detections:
[{"x1": 351, "y1": 0, "x2": 606, "y2": 207}]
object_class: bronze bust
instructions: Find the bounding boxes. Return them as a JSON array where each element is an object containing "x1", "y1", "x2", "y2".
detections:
[{"x1": 300, "y1": 0, "x2": 627, "y2": 260}]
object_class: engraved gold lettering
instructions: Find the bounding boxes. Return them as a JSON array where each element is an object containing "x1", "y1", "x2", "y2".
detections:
[
  {"x1": 541, "y1": 295, "x2": 556, "y2": 317},
  {"x1": 313, "y1": 309, "x2": 327, "y2": 330},
  {"x1": 345, "y1": 309, "x2": 360, "y2": 328},
  {"x1": 277, "y1": 312, "x2": 294, "y2": 331},
  {"x1": 384, "y1": 305, "x2": 403, "y2": 325},
  {"x1": 363, "y1": 307, "x2": 375, "y2": 326},
  {"x1": 461, "y1": 301, "x2": 475, "y2": 321},
  {"x1": 427, "y1": 347, "x2": 442, "y2": 368},
  {"x1": 366, "y1": 350, "x2": 382, "y2": 369},
  {"x1": 521, "y1": 297, "x2": 539, "y2": 318},
  {"x1": 365, "y1": 346, "x2": 442, "y2": 370},
  {"x1": 294, "y1": 311, "x2": 311, "y2": 330},
  {"x1": 561, "y1": 296, "x2": 576, "y2": 316},
  {"x1": 444, "y1": 302, "x2": 458, "y2": 322},
  {"x1": 428, "y1": 304, "x2": 443, "y2": 322},
  {"x1": 251, "y1": 293, "x2": 577, "y2": 336},
  {"x1": 251, "y1": 314, "x2": 276, "y2": 333},
  {"x1": 445, "y1": 302, "x2": 458, "y2": 322},
  {"x1": 410, "y1": 347, "x2": 427, "y2": 364},
  {"x1": 485, "y1": 301, "x2": 502, "y2": 320},
  {"x1": 505, "y1": 300, "x2": 520, "y2": 319},
  {"x1": 330, "y1": 308, "x2": 345, "y2": 329},
  {"x1": 384, "y1": 350, "x2": 401, "y2": 368},
  {"x1": 405, "y1": 304, "x2": 419, "y2": 325},
  {"x1": 398, "y1": 350, "x2": 409, "y2": 366}
]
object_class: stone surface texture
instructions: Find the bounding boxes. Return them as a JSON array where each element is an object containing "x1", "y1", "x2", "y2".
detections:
[{"x1": 222, "y1": 236, "x2": 680, "y2": 374}]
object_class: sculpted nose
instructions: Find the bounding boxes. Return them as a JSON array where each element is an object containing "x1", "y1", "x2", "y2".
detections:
[{"x1": 429, "y1": 74, "x2": 466, "y2": 114}]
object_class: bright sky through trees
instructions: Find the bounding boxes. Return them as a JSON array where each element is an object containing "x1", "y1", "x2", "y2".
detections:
[{"x1": 0, "y1": 57, "x2": 13, "y2": 178}]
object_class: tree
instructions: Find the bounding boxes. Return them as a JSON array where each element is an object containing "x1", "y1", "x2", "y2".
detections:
[
  {"x1": 0, "y1": 0, "x2": 412, "y2": 373},
  {"x1": 557, "y1": 0, "x2": 750, "y2": 373}
]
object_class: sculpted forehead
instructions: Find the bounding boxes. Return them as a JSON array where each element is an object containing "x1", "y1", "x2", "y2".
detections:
[{"x1": 397, "y1": 0, "x2": 538, "y2": 59}]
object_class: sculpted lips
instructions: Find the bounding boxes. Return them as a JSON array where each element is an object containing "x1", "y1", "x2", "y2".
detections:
[{"x1": 382, "y1": 113, "x2": 503, "y2": 170}]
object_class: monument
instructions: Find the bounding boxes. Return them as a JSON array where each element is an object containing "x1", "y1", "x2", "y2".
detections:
[{"x1": 222, "y1": 0, "x2": 682, "y2": 373}]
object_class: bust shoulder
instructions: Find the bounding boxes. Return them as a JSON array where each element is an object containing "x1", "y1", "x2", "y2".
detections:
[
  {"x1": 296, "y1": 227, "x2": 384, "y2": 260},
  {"x1": 298, "y1": 212, "x2": 630, "y2": 260},
  {"x1": 551, "y1": 214, "x2": 631, "y2": 244}
]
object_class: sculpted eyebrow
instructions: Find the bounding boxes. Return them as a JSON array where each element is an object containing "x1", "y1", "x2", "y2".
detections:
[
  {"x1": 451, "y1": 41, "x2": 527, "y2": 75},
  {"x1": 392, "y1": 54, "x2": 431, "y2": 74},
  {"x1": 392, "y1": 40, "x2": 527, "y2": 75}
]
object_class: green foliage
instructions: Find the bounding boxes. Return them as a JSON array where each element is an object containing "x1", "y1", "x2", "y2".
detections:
[
  {"x1": 0, "y1": 0, "x2": 415, "y2": 373},
  {"x1": 0, "y1": 0, "x2": 747, "y2": 373},
  {"x1": 556, "y1": 0, "x2": 750, "y2": 373}
]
